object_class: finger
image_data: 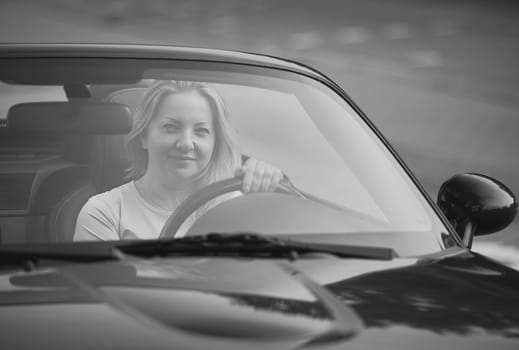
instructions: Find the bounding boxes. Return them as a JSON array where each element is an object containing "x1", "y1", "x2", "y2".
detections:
[
  {"x1": 259, "y1": 167, "x2": 274, "y2": 192},
  {"x1": 242, "y1": 159, "x2": 257, "y2": 193},
  {"x1": 249, "y1": 161, "x2": 265, "y2": 193},
  {"x1": 242, "y1": 157, "x2": 257, "y2": 170},
  {"x1": 269, "y1": 170, "x2": 283, "y2": 192}
]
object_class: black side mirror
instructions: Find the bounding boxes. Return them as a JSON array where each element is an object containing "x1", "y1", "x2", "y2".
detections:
[{"x1": 437, "y1": 173, "x2": 517, "y2": 248}]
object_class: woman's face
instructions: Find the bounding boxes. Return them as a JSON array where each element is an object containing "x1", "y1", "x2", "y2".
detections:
[{"x1": 141, "y1": 90, "x2": 216, "y2": 184}]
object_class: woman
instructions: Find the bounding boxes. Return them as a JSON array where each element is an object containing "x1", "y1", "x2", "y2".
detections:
[{"x1": 74, "y1": 80, "x2": 283, "y2": 241}]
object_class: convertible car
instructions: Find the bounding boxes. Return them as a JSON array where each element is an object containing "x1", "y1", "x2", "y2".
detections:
[{"x1": 0, "y1": 44, "x2": 518, "y2": 349}]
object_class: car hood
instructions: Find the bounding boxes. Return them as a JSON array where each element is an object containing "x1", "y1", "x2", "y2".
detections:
[{"x1": 1, "y1": 249, "x2": 518, "y2": 349}]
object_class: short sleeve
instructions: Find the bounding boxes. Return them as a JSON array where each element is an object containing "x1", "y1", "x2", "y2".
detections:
[{"x1": 73, "y1": 194, "x2": 121, "y2": 241}]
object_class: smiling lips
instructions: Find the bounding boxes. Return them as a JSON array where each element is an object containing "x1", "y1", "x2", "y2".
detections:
[{"x1": 169, "y1": 155, "x2": 196, "y2": 161}]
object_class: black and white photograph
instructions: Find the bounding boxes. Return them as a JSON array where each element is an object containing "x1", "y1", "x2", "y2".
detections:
[{"x1": 1, "y1": 0, "x2": 518, "y2": 349}]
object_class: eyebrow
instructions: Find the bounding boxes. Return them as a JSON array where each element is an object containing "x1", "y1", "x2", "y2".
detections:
[{"x1": 158, "y1": 116, "x2": 210, "y2": 127}]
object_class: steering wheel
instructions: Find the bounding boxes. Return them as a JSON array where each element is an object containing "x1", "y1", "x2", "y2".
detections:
[{"x1": 159, "y1": 176, "x2": 304, "y2": 239}]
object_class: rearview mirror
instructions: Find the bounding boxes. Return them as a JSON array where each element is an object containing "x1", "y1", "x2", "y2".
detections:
[{"x1": 437, "y1": 173, "x2": 517, "y2": 248}]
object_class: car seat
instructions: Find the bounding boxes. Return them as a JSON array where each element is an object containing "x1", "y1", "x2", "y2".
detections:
[
  {"x1": 0, "y1": 125, "x2": 89, "y2": 243},
  {"x1": 48, "y1": 87, "x2": 145, "y2": 241}
]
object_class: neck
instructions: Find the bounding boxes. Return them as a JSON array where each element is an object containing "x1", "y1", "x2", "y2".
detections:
[{"x1": 137, "y1": 172, "x2": 197, "y2": 210}]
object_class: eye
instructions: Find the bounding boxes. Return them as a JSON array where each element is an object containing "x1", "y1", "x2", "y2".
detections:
[
  {"x1": 162, "y1": 123, "x2": 178, "y2": 132},
  {"x1": 195, "y1": 127, "x2": 210, "y2": 136}
]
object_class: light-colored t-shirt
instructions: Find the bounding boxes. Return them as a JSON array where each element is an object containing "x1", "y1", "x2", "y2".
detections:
[{"x1": 74, "y1": 181, "x2": 237, "y2": 241}]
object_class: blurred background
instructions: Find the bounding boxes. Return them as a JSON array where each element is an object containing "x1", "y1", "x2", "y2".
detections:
[{"x1": 1, "y1": 0, "x2": 519, "y2": 266}]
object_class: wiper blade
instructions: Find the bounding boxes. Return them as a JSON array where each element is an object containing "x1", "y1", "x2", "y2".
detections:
[
  {"x1": 0, "y1": 242, "x2": 122, "y2": 266},
  {"x1": 119, "y1": 232, "x2": 396, "y2": 260}
]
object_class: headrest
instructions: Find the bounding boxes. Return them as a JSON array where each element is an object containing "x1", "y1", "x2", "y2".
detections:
[
  {"x1": 91, "y1": 87, "x2": 147, "y2": 190},
  {"x1": 103, "y1": 87, "x2": 146, "y2": 111},
  {"x1": 7, "y1": 102, "x2": 132, "y2": 134}
]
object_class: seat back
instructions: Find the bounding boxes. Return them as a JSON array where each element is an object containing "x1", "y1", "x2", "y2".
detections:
[
  {"x1": 0, "y1": 126, "x2": 90, "y2": 243},
  {"x1": 50, "y1": 87, "x2": 145, "y2": 241}
]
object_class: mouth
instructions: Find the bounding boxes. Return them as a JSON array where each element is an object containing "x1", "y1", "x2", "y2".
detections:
[{"x1": 169, "y1": 155, "x2": 196, "y2": 161}]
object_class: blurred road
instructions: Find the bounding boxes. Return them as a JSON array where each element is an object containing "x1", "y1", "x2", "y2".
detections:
[{"x1": 1, "y1": 0, "x2": 519, "y2": 262}]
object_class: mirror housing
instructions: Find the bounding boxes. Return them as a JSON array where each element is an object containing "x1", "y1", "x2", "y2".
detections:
[{"x1": 437, "y1": 173, "x2": 517, "y2": 248}]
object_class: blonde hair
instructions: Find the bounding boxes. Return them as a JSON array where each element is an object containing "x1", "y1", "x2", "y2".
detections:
[{"x1": 125, "y1": 80, "x2": 241, "y2": 185}]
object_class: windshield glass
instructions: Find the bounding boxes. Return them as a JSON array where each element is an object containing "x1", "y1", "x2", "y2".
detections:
[{"x1": 0, "y1": 57, "x2": 450, "y2": 256}]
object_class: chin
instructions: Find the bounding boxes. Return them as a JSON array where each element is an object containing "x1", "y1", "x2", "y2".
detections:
[{"x1": 169, "y1": 168, "x2": 203, "y2": 182}]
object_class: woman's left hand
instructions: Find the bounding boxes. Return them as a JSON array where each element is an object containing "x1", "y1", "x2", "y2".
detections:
[{"x1": 235, "y1": 158, "x2": 283, "y2": 193}]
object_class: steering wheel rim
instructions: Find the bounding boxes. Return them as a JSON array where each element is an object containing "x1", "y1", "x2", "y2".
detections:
[{"x1": 159, "y1": 176, "x2": 302, "y2": 239}]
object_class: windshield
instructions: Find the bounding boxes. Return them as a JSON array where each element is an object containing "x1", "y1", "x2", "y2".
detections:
[{"x1": 0, "y1": 57, "x2": 450, "y2": 256}]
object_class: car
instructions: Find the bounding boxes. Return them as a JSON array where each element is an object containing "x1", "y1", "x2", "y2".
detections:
[{"x1": 0, "y1": 43, "x2": 518, "y2": 350}]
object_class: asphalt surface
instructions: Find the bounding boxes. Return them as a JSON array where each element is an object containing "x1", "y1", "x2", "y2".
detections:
[{"x1": 1, "y1": 0, "x2": 519, "y2": 265}]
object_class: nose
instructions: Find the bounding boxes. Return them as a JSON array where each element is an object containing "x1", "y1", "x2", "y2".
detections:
[{"x1": 175, "y1": 130, "x2": 195, "y2": 152}]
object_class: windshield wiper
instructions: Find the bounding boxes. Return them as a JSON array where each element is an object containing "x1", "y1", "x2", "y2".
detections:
[
  {"x1": 0, "y1": 242, "x2": 122, "y2": 268},
  {"x1": 118, "y1": 232, "x2": 396, "y2": 260}
]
